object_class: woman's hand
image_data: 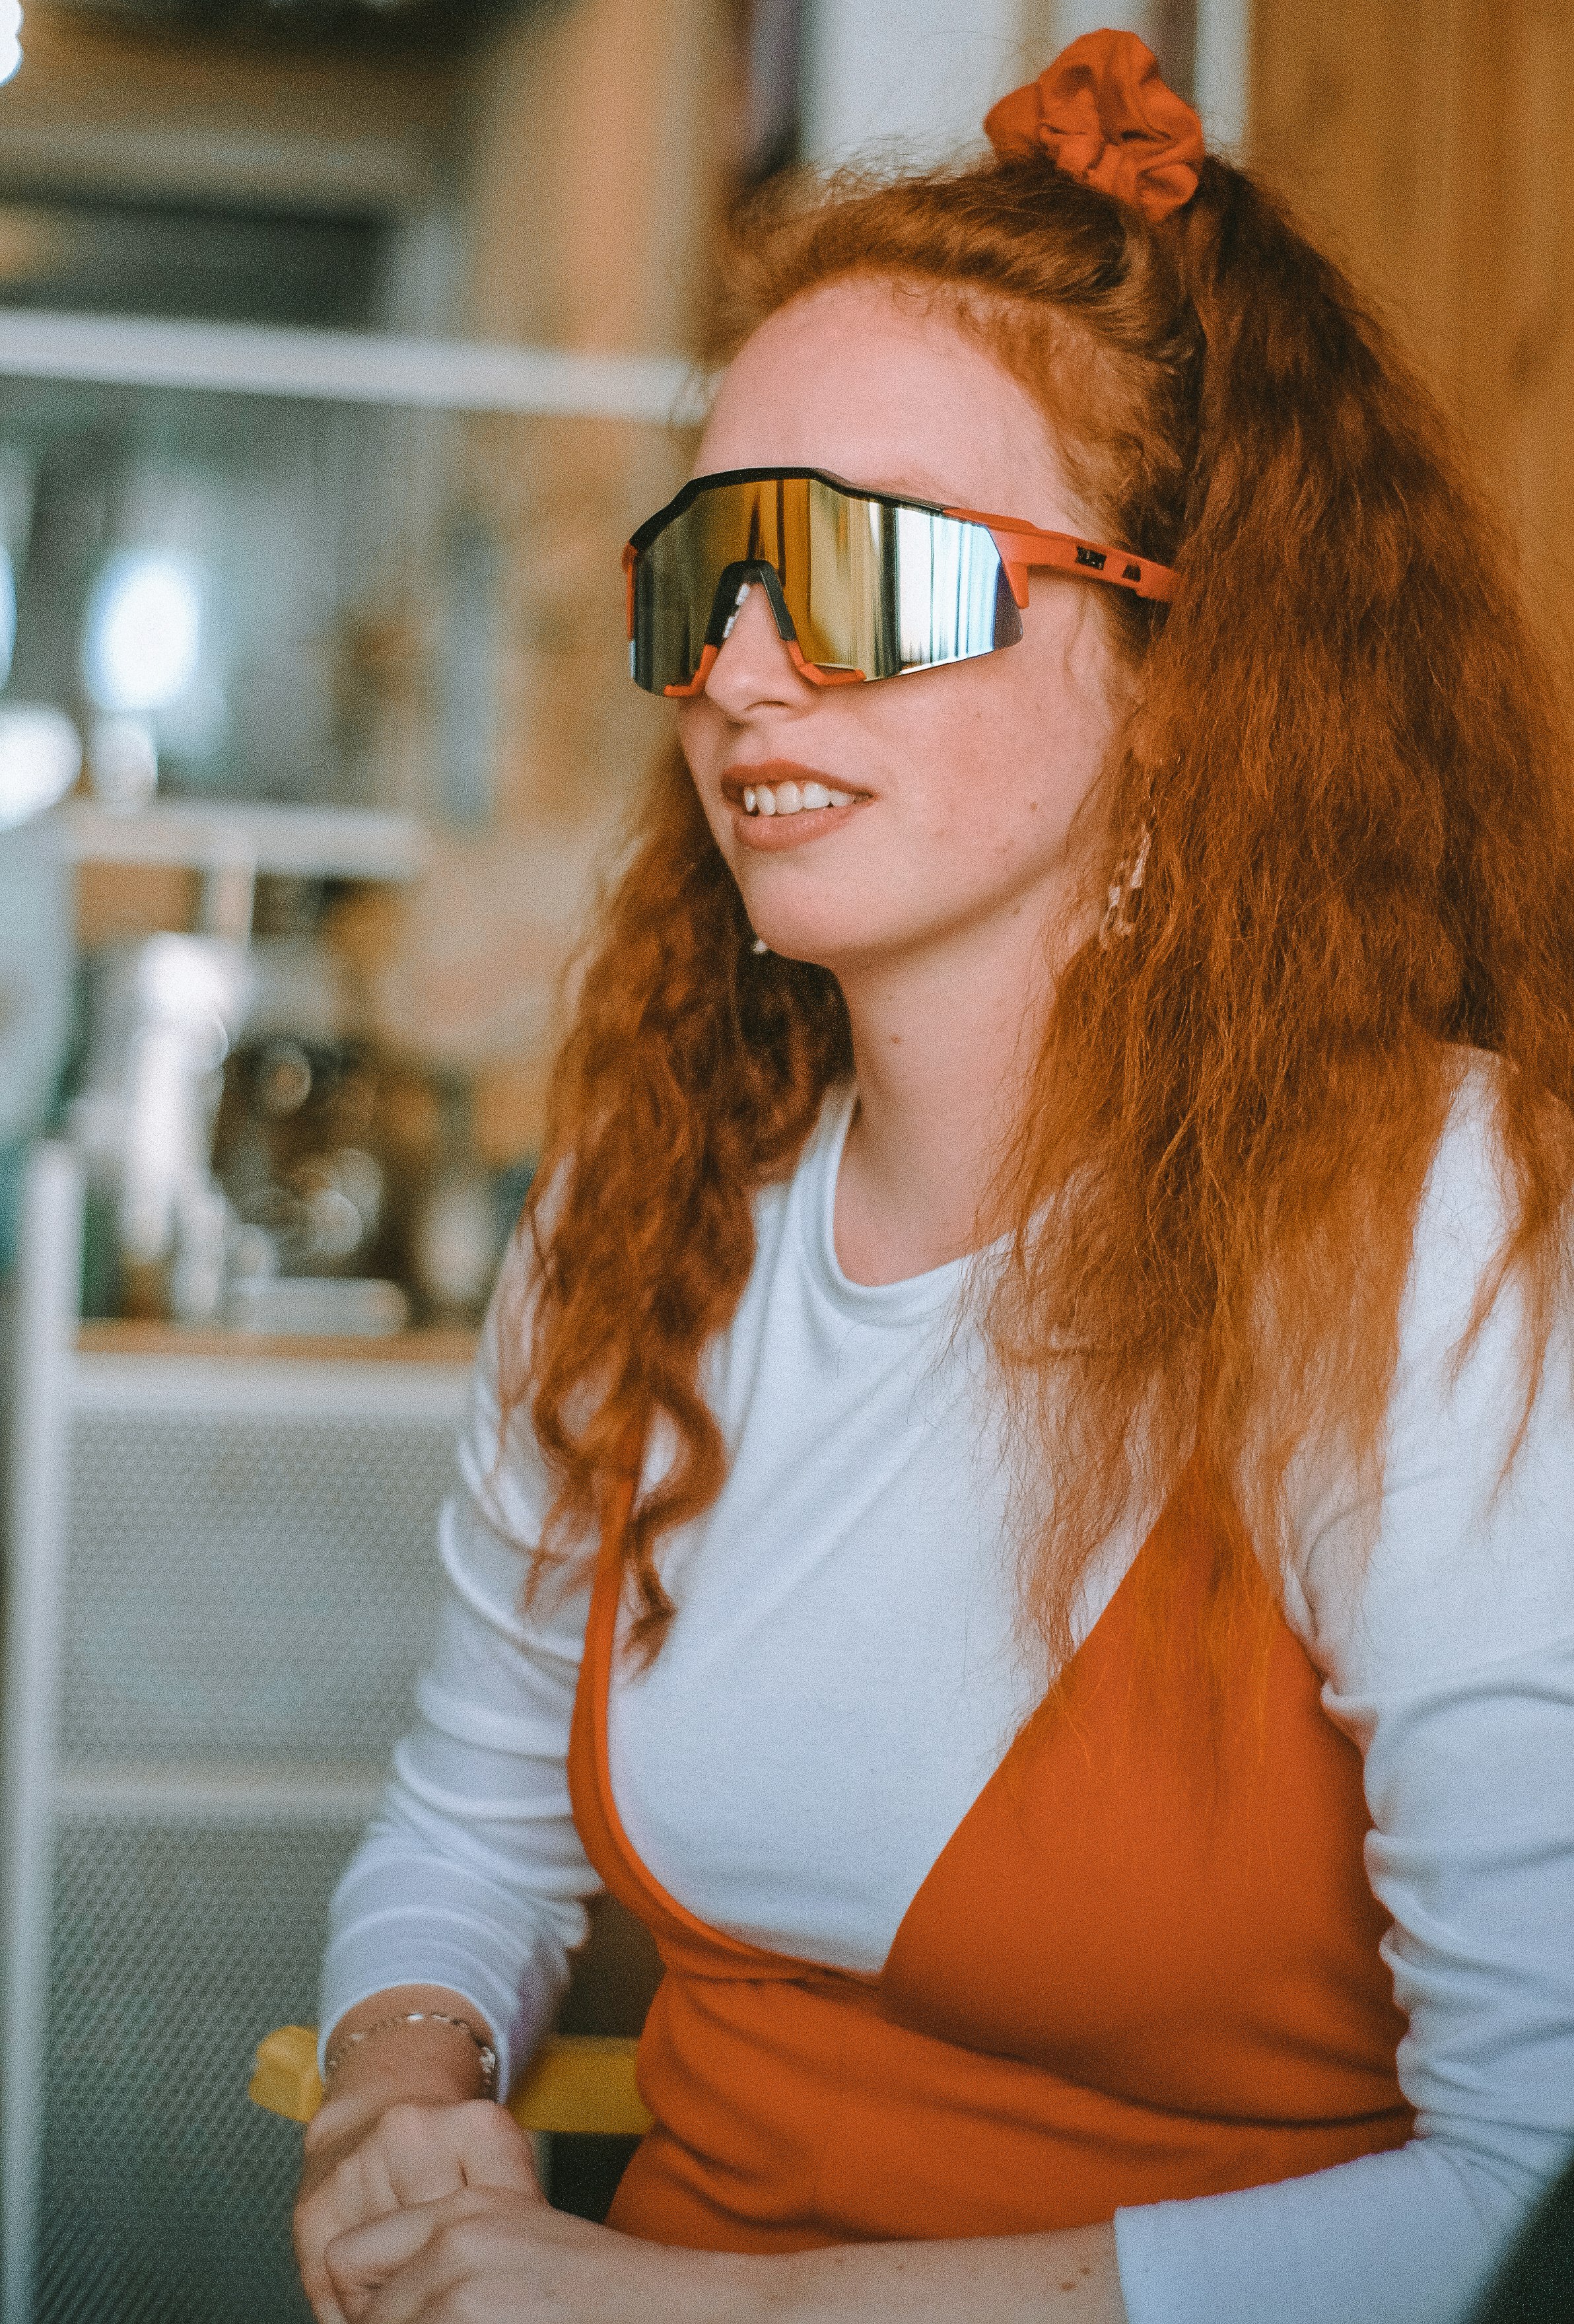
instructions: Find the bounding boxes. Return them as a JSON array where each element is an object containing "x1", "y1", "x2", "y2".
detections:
[
  {"x1": 324, "y1": 2185, "x2": 1124, "y2": 2324},
  {"x1": 293, "y1": 1990, "x2": 528, "y2": 2324},
  {"x1": 324, "y1": 2185, "x2": 748, "y2": 2324}
]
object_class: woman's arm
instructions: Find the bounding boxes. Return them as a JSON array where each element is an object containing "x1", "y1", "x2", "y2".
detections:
[
  {"x1": 321, "y1": 2171, "x2": 1126, "y2": 2323},
  {"x1": 318, "y1": 1266, "x2": 602, "y2": 2095},
  {"x1": 1114, "y1": 1071, "x2": 1574, "y2": 2324},
  {"x1": 298, "y1": 1264, "x2": 603, "y2": 2319},
  {"x1": 770, "y1": 2228, "x2": 1124, "y2": 2321}
]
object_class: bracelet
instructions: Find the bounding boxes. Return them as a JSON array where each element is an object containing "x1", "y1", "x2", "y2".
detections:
[{"x1": 323, "y1": 2009, "x2": 498, "y2": 2100}]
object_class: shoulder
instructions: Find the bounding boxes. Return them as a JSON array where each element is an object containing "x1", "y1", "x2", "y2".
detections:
[
  {"x1": 1405, "y1": 1047, "x2": 1519, "y2": 1336},
  {"x1": 1397, "y1": 1047, "x2": 1573, "y2": 1460},
  {"x1": 1291, "y1": 1049, "x2": 1574, "y2": 1689}
]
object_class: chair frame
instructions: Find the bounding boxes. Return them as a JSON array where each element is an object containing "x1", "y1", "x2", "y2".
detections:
[{"x1": 250, "y1": 2024, "x2": 652, "y2": 2136}]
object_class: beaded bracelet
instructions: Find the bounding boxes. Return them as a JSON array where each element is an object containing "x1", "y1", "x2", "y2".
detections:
[{"x1": 323, "y1": 2009, "x2": 498, "y2": 2100}]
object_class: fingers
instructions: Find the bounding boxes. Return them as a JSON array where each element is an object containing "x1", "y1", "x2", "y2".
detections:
[
  {"x1": 297, "y1": 2094, "x2": 390, "y2": 2323},
  {"x1": 325, "y1": 2194, "x2": 455, "y2": 2322},
  {"x1": 333, "y1": 2187, "x2": 646, "y2": 2324},
  {"x1": 333, "y1": 2189, "x2": 539, "y2": 2324},
  {"x1": 296, "y1": 2169, "x2": 361, "y2": 2324},
  {"x1": 448, "y1": 2102, "x2": 541, "y2": 2195},
  {"x1": 294, "y1": 2100, "x2": 538, "y2": 2320}
]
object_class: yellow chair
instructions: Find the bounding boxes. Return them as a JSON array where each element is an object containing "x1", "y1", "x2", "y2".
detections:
[{"x1": 250, "y1": 2025, "x2": 652, "y2": 2136}]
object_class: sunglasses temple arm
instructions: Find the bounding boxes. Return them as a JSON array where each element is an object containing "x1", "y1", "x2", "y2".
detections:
[{"x1": 944, "y1": 510, "x2": 1178, "y2": 606}]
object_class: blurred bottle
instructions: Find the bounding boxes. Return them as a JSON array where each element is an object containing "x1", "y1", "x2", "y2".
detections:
[
  {"x1": 405, "y1": 1078, "x2": 500, "y2": 1321},
  {"x1": 411, "y1": 1161, "x2": 498, "y2": 1319},
  {"x1": 66, "y1": 934, "x2": 253, "y2": 1319}
]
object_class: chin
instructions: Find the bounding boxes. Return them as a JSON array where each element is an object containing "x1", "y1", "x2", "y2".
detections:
[
  {"x1": 735, "y1": 863, "x2": 947, "y2": 973},
  {"x1": 747, "y1": 915, "x2": 902, "y2": 974}
]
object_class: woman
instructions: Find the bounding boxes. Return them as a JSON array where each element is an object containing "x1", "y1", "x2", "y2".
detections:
[{"x1": 294, "y1": 32, "x2": 1574, "y2": 2324}]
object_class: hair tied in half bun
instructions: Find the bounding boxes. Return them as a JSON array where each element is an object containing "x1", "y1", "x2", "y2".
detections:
[{"x1": 984, "y1": 27, "x2": 1204, "y2": 223}]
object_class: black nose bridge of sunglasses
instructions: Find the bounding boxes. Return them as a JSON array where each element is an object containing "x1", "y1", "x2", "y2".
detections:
[{"x1": 704, "y1": 561, "x2": 800, "y2": 651}]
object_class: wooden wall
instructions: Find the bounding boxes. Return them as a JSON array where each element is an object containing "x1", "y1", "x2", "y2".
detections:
[{"x1": 1249, "y1": 0, "x2": 1574, "y2": 643}]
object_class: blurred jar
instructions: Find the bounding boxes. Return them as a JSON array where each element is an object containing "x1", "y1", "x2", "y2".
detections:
[{"x1": 213, "y1": 1037, "x2": 385, "y2": 1279}]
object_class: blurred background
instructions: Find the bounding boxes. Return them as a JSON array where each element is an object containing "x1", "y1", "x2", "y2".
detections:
[
  {"x1": 0, "y1": 0, "x2": 1565, "y2": 1335},
  {"x1": 0, "y1": 0, "x2": 1569, "y2": 2317}
]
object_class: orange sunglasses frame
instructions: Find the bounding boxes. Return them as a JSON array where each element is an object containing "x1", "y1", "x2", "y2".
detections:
[{"x1": 622, "y1": 472, "x2": 1178, "y2": 699}]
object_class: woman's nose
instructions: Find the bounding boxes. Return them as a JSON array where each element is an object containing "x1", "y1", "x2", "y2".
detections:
[{"x1": 702, "y1": 580, "x2": 819, "y2": 716}]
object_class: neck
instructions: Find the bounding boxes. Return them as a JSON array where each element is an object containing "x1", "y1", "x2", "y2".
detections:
[{"x1": 830, "y1": 905, "x2": 1067, "y2": 1286}]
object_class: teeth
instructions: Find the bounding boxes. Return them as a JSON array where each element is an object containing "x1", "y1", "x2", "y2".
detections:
[{"x1": 741, "y1": 779, "x2": 861, "y2": 816}]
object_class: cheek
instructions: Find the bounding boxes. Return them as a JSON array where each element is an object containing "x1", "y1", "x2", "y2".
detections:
[
  {"x1": 889, "y1": 687, "x2": 1053, "y2": 851},
  {"x1": 669, "y1": 710, "x2": 737, "y2": 862},
  {"x1": 673, "y1": 701, "x2": 716, "y2": 779}
]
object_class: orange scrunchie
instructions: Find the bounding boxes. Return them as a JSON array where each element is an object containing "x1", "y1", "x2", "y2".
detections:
[{"x1": 984, "y1": 28, "x2": 1204, "y2": 225}]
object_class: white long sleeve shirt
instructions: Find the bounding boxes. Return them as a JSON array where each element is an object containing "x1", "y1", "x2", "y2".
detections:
[{"x1": 323, "y1": 1061, "x2": 1574, "y2": 2324}]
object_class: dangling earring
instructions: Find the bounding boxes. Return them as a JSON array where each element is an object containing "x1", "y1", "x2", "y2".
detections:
[
  {"x1": 751, "y1": 934, "x2": 770, "y2": 956},
  {"x1": 1099, "y1": 821, "x2": 1151, "y2": 948}
]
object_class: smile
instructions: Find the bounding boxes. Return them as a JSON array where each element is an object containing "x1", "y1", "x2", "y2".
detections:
[{"x1": 743, "y1": 779, "x2": 859, "y2": 817}]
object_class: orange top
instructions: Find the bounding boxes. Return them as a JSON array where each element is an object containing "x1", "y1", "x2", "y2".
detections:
[{"x1": 567, "y1": 1478, "x2": 1412, "y2": 2251}]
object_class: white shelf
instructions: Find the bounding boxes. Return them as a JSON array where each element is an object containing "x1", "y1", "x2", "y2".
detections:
[
  {"x1": 59, "y1": 796, "x2": 429, "y2": 882},
  {"x1": 0, "y1": 308, "x2": 710, "y2": 426}
]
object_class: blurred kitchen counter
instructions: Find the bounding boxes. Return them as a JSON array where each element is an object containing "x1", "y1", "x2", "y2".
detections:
[{"x1": 77, "y1": 1320, "x2": 480, "y2": 1365}]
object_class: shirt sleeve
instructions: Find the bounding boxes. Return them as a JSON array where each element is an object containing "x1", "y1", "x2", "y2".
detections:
[
  {"x1": 318, "y1": 1246, "x2": 603, "y2": 2094},
  {"x1": 1114, "y1": 1065, "x2": 1574, "y2": 2324}
]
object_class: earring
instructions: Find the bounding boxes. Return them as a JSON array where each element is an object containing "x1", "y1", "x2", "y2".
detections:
[
  {"x1": 1098, "y1": 822, "x2": 1151, "y2": 948},
  {"x1": 751, "y1": 934, "x2": 770, "y2": 955}
]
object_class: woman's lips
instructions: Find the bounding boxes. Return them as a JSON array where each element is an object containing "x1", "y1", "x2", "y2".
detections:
[{"x1": 723, "y1": 761, "x2": 870, "y2": 850}]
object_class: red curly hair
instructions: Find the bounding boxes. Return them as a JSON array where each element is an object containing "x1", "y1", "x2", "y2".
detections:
[{"x1": 506, "y1": 149, "x2": 1574, "y2": 1683}]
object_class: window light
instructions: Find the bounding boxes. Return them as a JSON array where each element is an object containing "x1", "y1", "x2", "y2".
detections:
[{"x1": 82, "y1": 550, "x2": 204, "y2": 716}]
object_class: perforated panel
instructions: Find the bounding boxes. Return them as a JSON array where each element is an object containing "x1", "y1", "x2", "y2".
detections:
[
  {"x1": 36, "y1": 1815, "x2": 361, "y2": 2324},
  {"x1": 60, "y1": 1407, "x2": 457, "y2": 1764},
  {"x1": 6, "y1": 1343, "x2": 476, "y2": 2319}
]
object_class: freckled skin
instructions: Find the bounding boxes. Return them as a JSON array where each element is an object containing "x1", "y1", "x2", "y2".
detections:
[{"x1": 677, "y1": 278, "x2": 1125, "y2": 984}]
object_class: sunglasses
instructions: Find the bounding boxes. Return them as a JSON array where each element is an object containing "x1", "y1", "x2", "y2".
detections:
[{"x1": 623, "y1": 466, "x2": 1177, "y2": 697}]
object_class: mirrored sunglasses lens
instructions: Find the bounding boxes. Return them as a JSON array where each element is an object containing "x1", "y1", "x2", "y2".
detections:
[
  {"x1": 790, "y1": 491, "x2": 1017, "y2": 678},
  {"x1": 888, "y1": 504, "x2": 1019, "y2": 670}
]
